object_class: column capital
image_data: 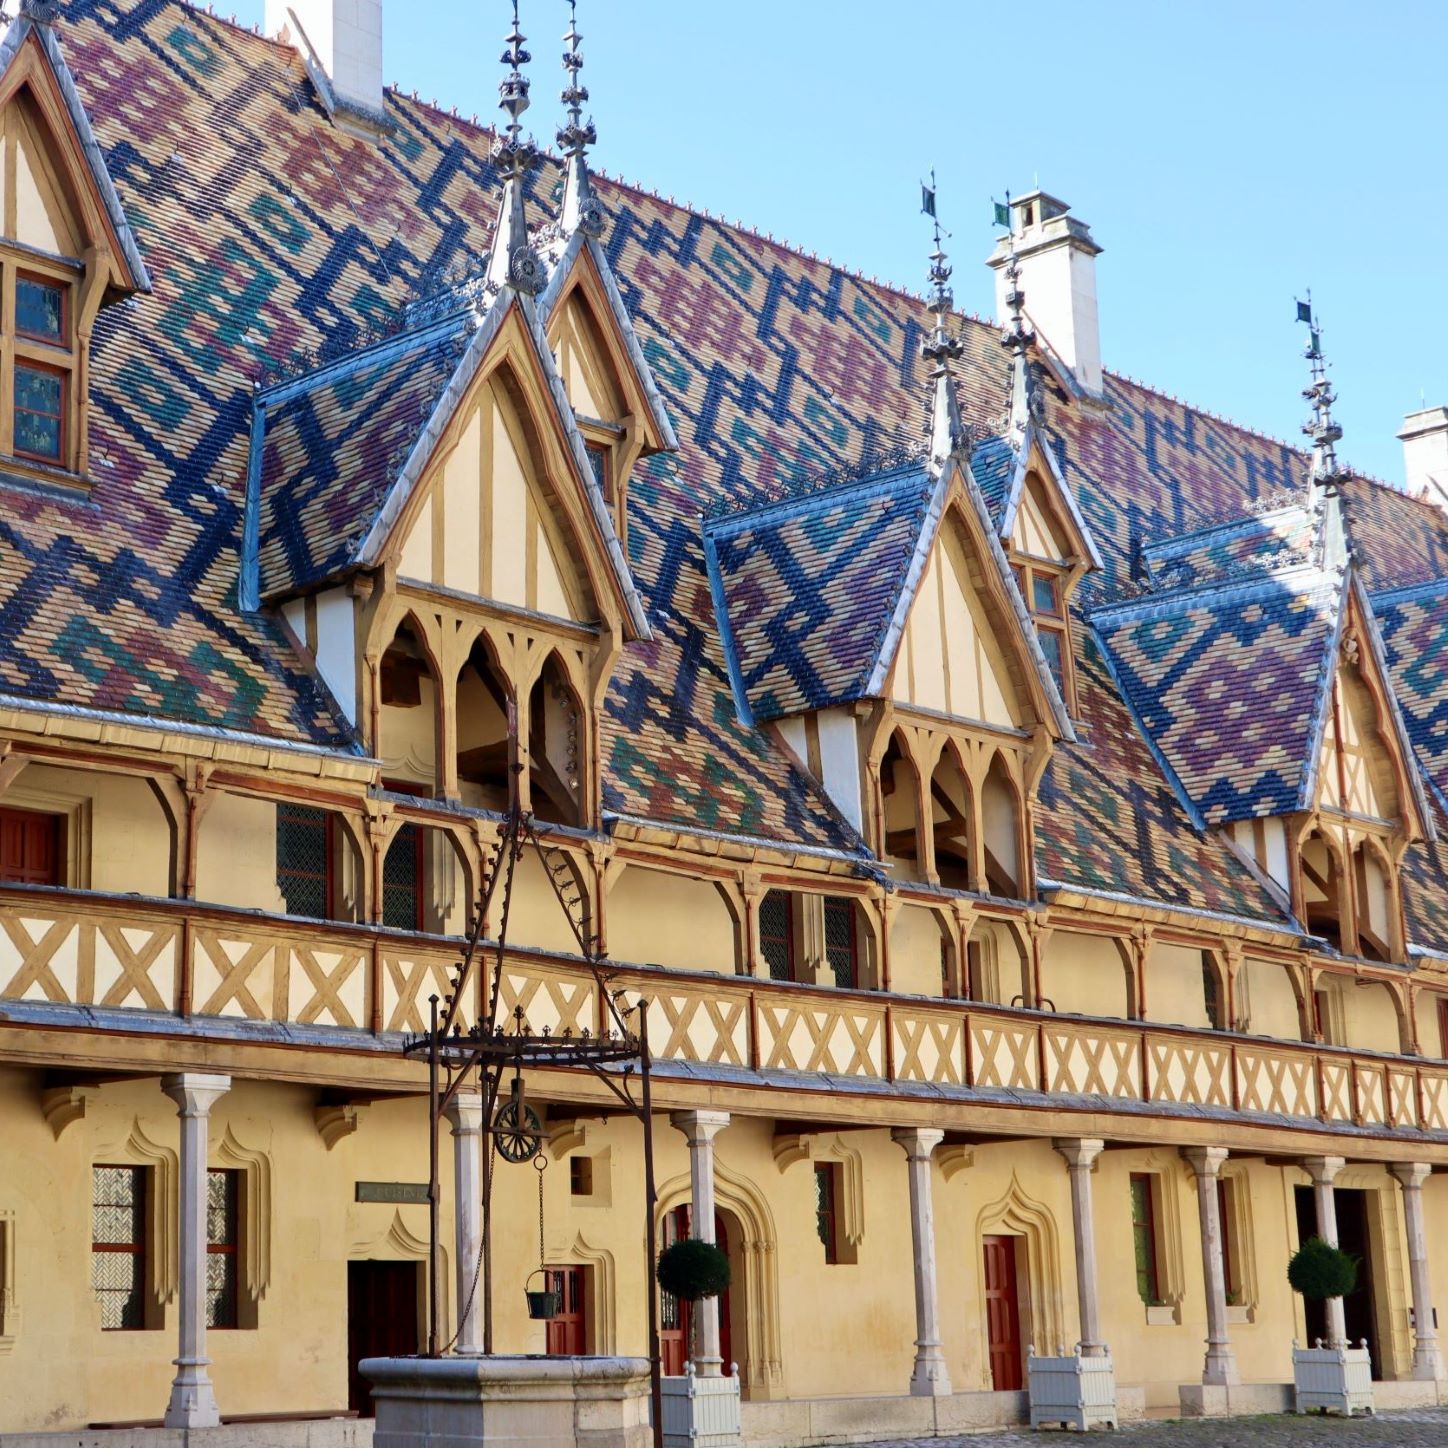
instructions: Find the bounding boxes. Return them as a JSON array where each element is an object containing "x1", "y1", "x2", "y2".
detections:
[
  {"x1": 161, "y1": 1073, "x2": 230, "y2": 1116},
  {"x1": 444, "y1": 1091, "x2": 484, "y2": 1134},
  {"x1": 670, "y1": 1109, "x2": 731, "y2": 1145},
  {"x1": 1302, "y1": 1154, "x2": 1346, "y2": 1186},
  {"x1": 1392, "y1": 1162, "x2": 1434, "y2": 1191},
  {"x1": 1183, "y1": 1146, "x2": 1229, "y2": 1179},
  {"x1": 1053, "y1": 1137, "x2": 1105, "y2": 1170},
  {"x1": 891, "y1": 1126, "x2": 944, "y2": 1160}
]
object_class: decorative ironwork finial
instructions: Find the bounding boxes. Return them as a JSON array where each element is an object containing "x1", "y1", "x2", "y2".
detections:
[
  {"x1": 557, "y1": 0, "x2": 604, "y2": 238},
  {"x1": 485, "y1": 0, "x2": 545, "y2": 294},
  {"x1": 920, "y1": 173, "x2": 966, "y2": 471},
  {"x1": 1298, "y1": 294, "x2": 1344, "y2": 495},
  {"x1": 997, "y1": 194, "x2": 1040, "y2": 436}
]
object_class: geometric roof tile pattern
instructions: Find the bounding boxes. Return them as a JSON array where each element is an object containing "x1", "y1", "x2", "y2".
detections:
[
  {"x1": 255, "y1": 311, "x2": 471, "y2": 597},
  {"x1": 1140, "y1": 499, "x2": 1319, "y2": 593},
  {"x1": 0, "y1": 1, "x2": 1440, "y2": 913},
  {"x1": 1093, "y1": 563, "x2": 1342, "y2": 827},
  {"x1": 702, "y1": 460, "x2": 937, "y2": 724},
  {"x1": 1374, "y1": 578, "x2": 1448, "y2": 808}
]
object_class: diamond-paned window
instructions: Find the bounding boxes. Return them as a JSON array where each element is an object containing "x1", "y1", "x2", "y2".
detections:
[
  {"x1": 383, "y1": 823, "x2": 423, "y2": 931},
  {"x1": 759, "y1": 891, "x2": 792, "y2": 981},
  {"x1": 206, "y1": 1169, "x2": 239, "y2": 1330},
  {"x1": 822, "y1": 896, "x2": 857, "y2": 990},
  {"x1": 276, "y1": 804, "x2": 333, "y2": 919}
]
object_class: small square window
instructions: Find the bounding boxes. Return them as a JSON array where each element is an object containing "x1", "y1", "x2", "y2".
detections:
[
  {"x1": 16, "y1": 275, "x2": 65, "y2": 343},
  {"x1": 14, "y1": 362, "x2": 64, "y2": 463},
  {"x1": 570, "y1": 1157, "x2": 593, "y2": 1197},
  {"x1": 1031, "y1": 573, "x2": 1061, "y2": 617}
]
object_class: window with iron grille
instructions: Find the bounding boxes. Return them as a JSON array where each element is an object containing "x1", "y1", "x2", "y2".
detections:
[
  {"x1": 759, "y1": 891, "x2": 792, "y2": 981},
  {"x1": 92, "y1": 1165, "x2": 146, "y2": 1330},
  {"x1": 815, "y1": 1163, "x2": 841, "y2": 1264},
  {"x1": 276, "y1": 804, "x2": 333, "y2": 920},
  {"x1": 383, "y1": 824, "x2": 424, "y2": 931},
  {"x1": 206, "y1": 1169, "x2": 240, "y2": 1330},
  {"x1": 822, "y1": 897, "x2": 857, "y2": 989}
]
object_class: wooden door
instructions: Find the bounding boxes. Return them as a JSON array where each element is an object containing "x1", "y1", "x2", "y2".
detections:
[
  {"x1": 658, "y1": 1207, "x2": 736, "y2": 1375},
  {"x1": 545, "y1": 1265, "x2": 588, "y2": 1355},
  {"x1": 0, "y1": 807, "x2": 61, "y2": 885},
  {"x1": 982, "y1": 1234, "x2": 1023, "y2": 1392},
  {"x1": 347, "y1": 1260, "x2": 420, "y2": 1416}
]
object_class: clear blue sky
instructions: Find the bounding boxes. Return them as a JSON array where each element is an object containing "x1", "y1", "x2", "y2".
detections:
[{"x1": 233, "y1": 0, "x2": 1443, "y2": 485}]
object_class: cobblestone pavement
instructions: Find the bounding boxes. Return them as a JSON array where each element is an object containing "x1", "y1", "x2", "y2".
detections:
[{"x1": 863, "y1": 1409, "x2": 1448, "y2": 1445}]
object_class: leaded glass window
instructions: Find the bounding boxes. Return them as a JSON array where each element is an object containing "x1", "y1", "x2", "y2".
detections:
[
  {"x1": 1129, "y1": 1173, "x2": 1161, "y2": 1307},
  {"x1": 14, "y1": 362, "x2": 63, "y2": 463},
  {"x1": 206, "y1": 1169, "x2": 239, "y2": 1330},
  {"x1": 383, "y1": 823, "x2": 423, "y2": 931},
  {"x1": 758, "y1": 891, "x2": 792, "y2": 981},
  {"x1": 16, "y1": 275, "x2": 64, "y2": 342},
  {"x1": 823, "y1": 896, "x2": 857, "y2": 989},
  {"x1": 92, "y1": 1165, "x2": 145, "y2": 1330},
  {"x1": 276, "y1": 804, "x2": 333, "y2": 919}
]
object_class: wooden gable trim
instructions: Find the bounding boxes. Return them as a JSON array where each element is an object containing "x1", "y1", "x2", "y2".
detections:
[
  {"x1": 369, "y1": 298, "x2": 644, "y2": 644},
  {"x1": 0, "y1": 32, "x2": 138, "y2": 295},
  {"x1": 1002, "y1": 425, "x2": 1102, "y2": 578},
  {"x1": 545, "y1": 245, "x2": 670, "y2": 457},
  {"x1": 878, "y1": 461, "x2": 1067, "y2": 741}
]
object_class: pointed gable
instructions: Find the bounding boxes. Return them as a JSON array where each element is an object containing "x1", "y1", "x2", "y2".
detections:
[
  {"x1": 0, "y1": 14, "x2": 148, "y2": 294},
  {"x1": 251, "y1": 281, "x2": 650, "y2": 638}
]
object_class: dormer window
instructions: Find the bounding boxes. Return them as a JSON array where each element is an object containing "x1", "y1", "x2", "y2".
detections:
[
  {"x1": 1014, "y1": 559, "x2": 1074, "y2": 707},
  {"x1": 583, "y1": 437, "x2": 613, "y2": 504},
  {"x1": 2, "y1": 259, "x2": 75, "y2": 470}
]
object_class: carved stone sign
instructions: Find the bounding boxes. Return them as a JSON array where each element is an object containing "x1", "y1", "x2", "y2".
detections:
[{"x1": 355, "y1": 1181, "x2": 429, "y2": 1205}]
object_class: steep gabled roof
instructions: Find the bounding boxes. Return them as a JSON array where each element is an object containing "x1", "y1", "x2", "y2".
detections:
[
  {"x1": 1141, "y1": 498, "x2": 1318, "y2": 592},
  {"x1": 251, "y1": 281, "x2": 651, "y2": 637},
  {"x1": 994, "y1": 421, "x2": 1104, "y2": 570},
  {"x1": 0, "y1": 9, "x2": 149, "y2": 294},
  {"x1": 702, "y1": 460, "x2": 938, "y2": 725},
  {"x1": 1093, "y1": 562, "x2": 1343, "y2": 827}
]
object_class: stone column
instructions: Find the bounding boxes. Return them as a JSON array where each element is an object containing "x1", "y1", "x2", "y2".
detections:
[
  {"x1": 891, "y1": 1127, "x2": 951, "y2": 1396},
  {"x1": 1302, "y1": 1155, "x2": 1347, "y2": 1347},
  {"x1": 161, "y1": 1073, "x2": 231, "y2": 1429},
  {"x1": 1391, "y1": 1163, "x2": 1445, "y2": 1380},
  {"x1": 670, "y1": 1110, "x2": 730, "y2": 1376},
  {"x1": 445, "y1": 1092, "x2": 484, "y2": 1355},
  {"x1": 1183, "y1": 1148, "x2": 1238, "y2": 1385},
  {"x1": 1054, "y1": 1138, "x2": 1106, "y2": 1356}
]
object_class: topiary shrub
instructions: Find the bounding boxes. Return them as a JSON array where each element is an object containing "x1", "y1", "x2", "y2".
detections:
[
  {"x1": 1288, "y1": 1236, "x2": 1358, "y2": 1302},
  {"x1": 656, "y1": 1238, "x2": 731, "y2": 1302}
]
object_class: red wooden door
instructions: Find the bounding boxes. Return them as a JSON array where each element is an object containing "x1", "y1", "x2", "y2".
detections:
[
  {"x1": 544, "y1": 1265, "x2": 588, "y2": 1355},
  {"x1": 347, "y1": 1260, "x2": 420, "y2": 1416},
  {"x1": 982, "y1": 1235, "x2": 1023, "y2": 1391},
  {"x1": 0, "y1": 808, "x2": 61, "y2": 885}
]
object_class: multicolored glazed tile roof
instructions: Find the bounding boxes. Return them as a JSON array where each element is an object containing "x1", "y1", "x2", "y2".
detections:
[
  {"x1": 702, "y1": 462, "x2": 936, "y2": 724},
  {"x1": 1, "y1": 1, "x2": 1444, "y2": 914},
  {"x1": 1140, "y1": 499, "x2": 1320, "y2": 592},
  {"x1": 1374, "y1": 578, "x2": 1448, "y2": 807},
  {"x1": 1093, "y1": 565, "x2": 1342, "y2": 827},
  {"x1": 255, "y1": 311, "x2": 472, "y2": 597}
]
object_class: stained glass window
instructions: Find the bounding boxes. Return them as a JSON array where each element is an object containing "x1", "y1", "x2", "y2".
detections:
[
  {"x1": 822, "y1": 896, "x2": 857, "y2": 989},
  {"x1": 16, "y1": 275, "x2": 63, "y2": 342}
]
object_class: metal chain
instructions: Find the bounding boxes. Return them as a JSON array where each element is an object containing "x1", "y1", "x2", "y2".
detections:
[{"x1": 535, "y1": 1153, "x2": 549, "y2": 1269}]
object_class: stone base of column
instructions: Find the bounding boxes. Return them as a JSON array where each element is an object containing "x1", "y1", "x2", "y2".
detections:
[
  {"x1": 163, "y1": 1358, "x2": 222, "y2": 1429},
  {"x1": 1411, "y1": 1345, "x2": 1447, "y2": 1382},
  {"x1": 908, "y1": 1347, "x2": 952, "y2": 1397},
  {"x1": 1202, "y1": 1343, "x2": 1240, "y2": 1387}
]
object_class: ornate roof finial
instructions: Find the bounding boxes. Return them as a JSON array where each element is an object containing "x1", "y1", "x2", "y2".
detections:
[
  {"x1": 558, "y1": 0, "x2": 604, "y2": 238},
  {"x1": 920, "y1": 173, "x2": 966, "y2": 472},
  {"x1": 485, "y1": 0, "x2": 545, "y2": 295},
  {"x1": 1298, "y1": 293, "x2": 1344, "y2": 495},
  {"x1": 996, "y1": 193, "x2": 1040, "y2": 437}
]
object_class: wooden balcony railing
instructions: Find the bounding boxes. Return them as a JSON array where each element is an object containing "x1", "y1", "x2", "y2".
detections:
[{"x1": 2, "y1": 888, "x2": 1445, "y2": 1136}]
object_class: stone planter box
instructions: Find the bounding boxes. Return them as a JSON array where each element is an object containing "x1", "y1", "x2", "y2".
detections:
[
  {"x1": 662, "y1": 1365, "x2": 742, "y2": 1448},
  {"x1": 1027, "y1": 1345, "x2": 1119, "y2": 1431},
  {"x1": 1292, "y1": 1342, "x2": 1374, "y2": 1417}
]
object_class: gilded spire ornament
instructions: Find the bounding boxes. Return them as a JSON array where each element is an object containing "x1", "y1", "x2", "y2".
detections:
[
  {"x1": 558, "y1": 0, "x2": 604, "y2": 238},
  {"x1": 485, "y1": 0, "x2": 545, "y2": 295},
  {"x1": 919, "y1": 175, "x2": 966, "y2": 472}
]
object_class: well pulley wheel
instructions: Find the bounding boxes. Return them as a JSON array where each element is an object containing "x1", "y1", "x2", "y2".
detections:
[{"x1": 493, "y1": 1099, "x2": 543, "y2": 1162}]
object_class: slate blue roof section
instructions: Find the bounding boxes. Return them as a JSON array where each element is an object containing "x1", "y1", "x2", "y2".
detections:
[
  {"x1": 703, "y1": 462, "x2": 937, "y2": 723},
  {"x1": 971, "y1": 433, "x2": 1016, "y2": 527}
]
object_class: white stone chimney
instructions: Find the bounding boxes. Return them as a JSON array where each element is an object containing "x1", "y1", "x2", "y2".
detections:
[
  {"x1": 987, "y1": 190, "x2": 1104, "y2": 398},
  {"x1": 267, "y1": 0, "x2": 386, "y2": 136},
  {"x1": 1399, "y1": 407, "x2": 1448, "y2": 506}
]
